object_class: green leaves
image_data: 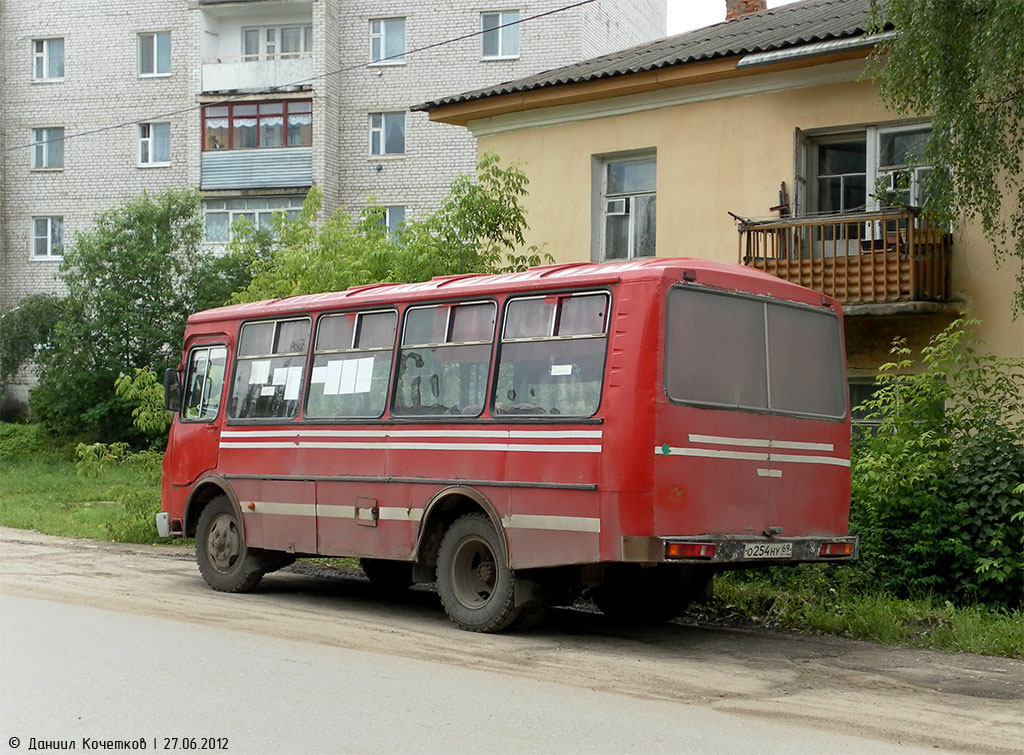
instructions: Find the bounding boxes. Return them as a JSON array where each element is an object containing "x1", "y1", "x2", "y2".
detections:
[
  {"x1": 230, "y1": 154, "x2": 550, "y2": 303},
  {"x1": 869, "y1": 0, "x2": 1024, "y2": 315},
  {"x1": 851, "y1": 318, "x2": 1024, "y2": 607}
]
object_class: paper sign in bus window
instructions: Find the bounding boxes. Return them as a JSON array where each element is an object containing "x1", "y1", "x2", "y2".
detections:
[
  {"x1": 272, "y1": 367, "x2": 288, "y2": 386},
  {"x1": 551, "y1": 364, "x2": 573, "y2": 376},
  {"x1": 284, "y1": 366, "x2": 303, "y2": 401},
  {"x1": 311, "y1": 365, "x2": 327, "y2": 384},
  {"x1": 249, "y1": 359, "x2": 271, "y2": 385}
]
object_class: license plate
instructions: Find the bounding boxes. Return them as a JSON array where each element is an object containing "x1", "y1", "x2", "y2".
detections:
[{"x1": 742, "y1": 542, "x2": 793, "y2": 559}]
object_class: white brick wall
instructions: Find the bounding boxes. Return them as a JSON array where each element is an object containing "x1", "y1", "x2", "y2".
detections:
[{"x1": 1, "y1": 0, "x2": 666, "y2": 310}]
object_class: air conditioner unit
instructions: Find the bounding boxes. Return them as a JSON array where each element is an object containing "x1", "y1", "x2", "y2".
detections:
[{"x1": 605, "y1": 198, "x2": 628, "y2": 215}]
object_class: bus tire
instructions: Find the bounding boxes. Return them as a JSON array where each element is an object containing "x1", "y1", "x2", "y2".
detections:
[
  {"x1": 195, "y1": 496, "x2": 265, "y2": 593},
  {"x1": 360, "y1": 558, "x2": 413, "y2": 593},
  {"x1": 437, "y1": 513, "x2": 521, "y2": 633}
]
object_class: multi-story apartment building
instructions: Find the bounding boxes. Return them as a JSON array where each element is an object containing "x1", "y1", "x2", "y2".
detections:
[{"x1": 0, "y1": 0, "x2": 666, "y2": 407}]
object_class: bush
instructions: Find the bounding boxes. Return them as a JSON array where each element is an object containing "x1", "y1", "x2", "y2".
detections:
[{"x1": 851, "y1": 319, "x2": 1024, "y2": 607}]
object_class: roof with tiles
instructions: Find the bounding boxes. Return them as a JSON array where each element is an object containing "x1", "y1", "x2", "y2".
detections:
[{"x1": 415, "y1": 0, "x2": 886, "y2": 111}]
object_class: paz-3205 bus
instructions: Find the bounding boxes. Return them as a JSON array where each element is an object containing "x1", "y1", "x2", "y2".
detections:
[{"x1": 159, "y1": 258, "x2": 857, "y2": 632}]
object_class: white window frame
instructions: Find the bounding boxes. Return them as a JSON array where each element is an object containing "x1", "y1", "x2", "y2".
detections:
[
  {"x1": 31, "y1": 216, "x2": 63, "y2": 260},
  {"x1": 369, "y1": 18, "x2": 406, "y2": 64},
  {"x1": 203, "y1": 196, "x2": 305, "y2": 244},
  {"x1": 481, "y1": 10, "x2": 520, "y2": 60},
  {"x1": 378, "y1": 205, "x2": 406, "y2": 235},
  {"x1": 369, "y1": 112, "x2": 405, "y2": 156},
  {"x1": 138, "y1": 122, "x2": 170, "y2": 167},
  {"x1": 138, "y1": 32, "x2": 171, "y2": 77},
  {"x1": 32, "y1": 38, "x2": 64, "y2": 81},
  {"x1": 242, "y1": 25, "x2": 312, "y2": 61},
  {"x1": 595, "y1": 153, "x2": 657, "y2": 262},
  {"x1": 31, "y1": 127, "x2": 64, "y2": 170}
]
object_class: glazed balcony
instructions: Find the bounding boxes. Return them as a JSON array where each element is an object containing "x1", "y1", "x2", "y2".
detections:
[{"x1": 739, "y1": 210, "x2": 951, "y2": 306}]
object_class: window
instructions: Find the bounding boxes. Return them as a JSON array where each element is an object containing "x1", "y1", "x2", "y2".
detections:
[
  {"x1": 369, "y1": 18, "x2": 405, "y2": 63},
  {"x1": 31, "y1": 216, "x2": 63, "y2": 259},
  {"x1": 369, "y1": 112, "x2": 405, "y2": 156},
  {"x1": 307, "y1": 311, "x2": 397, "y2": 419},
  {"x1": 182, "y1": 346, "x2": 227, "y2": 421},
  {"x1": 138, "y1": 32, "x2": 171, "y2": 76},
  {"x1": 242, "y1": 25, "x2": 312, "y2": 61},
  {"x1": 494, "y1": 293, "x2": 609, "y2": 417},
  {"x1": 31, "y1": 127, "x2": 64, "y2": 169},
  {"x1": 204, "y1": 196, "x2": 304, "y2": 243},
  {"x1": 377, "y1": 206, "x2": 406, "y2": 235},
  {"x1": 202, "y1": 101, "x2": 312, "y2": 151},
  {"x1": 664, "y1": 287, "x2": 846, "y2": 418},
  {"x1": 33, "y1": 38, "x2": 64, "y2": 80},
  {"x1": 229, "y1": 318, "x2": 310, "y2": 419},
  {"x1": 393, "y1": 302, "x2": 495, "y2": 417},
  {"x1": 138, "y1": 122, "x2": 170, "y2": 166},
  {"x1": 481, "y1": 11, "x2": 519, "y2": 59},
  {"x1": 600, "y1": 155, "x2": 656, "y2": 261}
]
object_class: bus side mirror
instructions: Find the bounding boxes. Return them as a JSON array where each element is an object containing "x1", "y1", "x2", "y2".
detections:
[{"x1": 163, "y1": 368, "x2": 182, "y2": 413}]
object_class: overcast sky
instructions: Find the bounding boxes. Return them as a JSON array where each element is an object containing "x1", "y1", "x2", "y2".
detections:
[{"x1": 666, "y1": 0, "x2": 799, "y2": 35}]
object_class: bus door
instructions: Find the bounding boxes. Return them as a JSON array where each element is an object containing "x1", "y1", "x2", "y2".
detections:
[{"x1": 167, "y1": 341, "x2": 228, "y2": 487}]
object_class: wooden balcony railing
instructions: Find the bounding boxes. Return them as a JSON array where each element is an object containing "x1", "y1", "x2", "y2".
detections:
[{"x1": 739, "y1": 210, "x2": 951, "y2": 305}]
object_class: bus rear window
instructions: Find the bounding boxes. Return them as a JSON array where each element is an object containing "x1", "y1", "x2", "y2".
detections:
[{"x1": 665, "y1": 287, "x2": 845, "y2": 418}]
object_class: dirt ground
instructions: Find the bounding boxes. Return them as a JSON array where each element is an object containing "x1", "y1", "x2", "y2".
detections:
[{"x1": 1, "y1": 527, "x2": 1021, "y2": 753}]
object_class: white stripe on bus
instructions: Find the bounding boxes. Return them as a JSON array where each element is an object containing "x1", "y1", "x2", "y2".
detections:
[
  {"x1": 221, "y1": 429, "x2": 603, "y2": 440},
  {"x1": 502, "y1": 514, "x2": 601, "y2": 533},
  {"x1": 768, "y1": 453, "x2": 851, "y2": 468},
  {"x1": 657, "y1": 446, "x2": 848, "y2": 467},
  {"x1": 757, "y1": 469, "x2": 783, "y2": 478},
  {"x1": 688, "y1": 434, "x2": 833, "y2": 452},
  {"x1": 223, "y1": 441, "x2": 602, "y2": 453}
]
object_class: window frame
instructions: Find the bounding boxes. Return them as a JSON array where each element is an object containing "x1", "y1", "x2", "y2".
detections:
[
  {"x1": 480, "y1": 10, "x2": 520, "y2": 60},
  {"x1": 305, "y1": 309, "x2": 398, "y2": 420},
  {"x1": 227, "y1": 316, "x2": 312, "y2": 422},
  {"x1": 138, "y1": 122, "x2": 171, "y2": 167},
  {"x1": 492, "y1": 291, "x2": 610, "y2": 419},
  {"x1": 180, "y1": 344, "x2": 228, "y2": 423},
  {"x1": 203, "y1": 195, "x2": 305, "y2": 244},
  {"x1": 369, "y1": 112, "x2": 406, "y2": 156},
  {"x1": 138, "y1": 32, "x2": 171, "y2": 77},
  {"x1": 202, "y1": 100, "x2": 312, "y2": 151},
  {"x1": 596, "y1": 153, "x2": 657, "y2": 262},
  {"x1": 31, "y1": 216, "x2": 63, "y2": 261},
  {"x1": 369, "y1": 17, "x2": 406, "y2": 64},
  {"x1": 31, "y1": 127, "x2": 64, "y2": 170},
  {"x1": 241, "y1": 25, "x2": 312, "y2": 61},
  {"x1": 32, "y1": 38, "x2": 64, "y2": 81}
]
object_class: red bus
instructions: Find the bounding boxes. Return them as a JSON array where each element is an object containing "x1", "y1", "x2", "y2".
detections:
[{"x1": 159, "y1": 258, "x2": 856, "y2": 632}]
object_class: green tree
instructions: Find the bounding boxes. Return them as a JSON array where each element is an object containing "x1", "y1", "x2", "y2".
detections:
[
  {"x1": 0, "y1": 294, "x2": 66, "y2": 405},
  {"x1": 31, "y1": 189, "x2": 208, "y2": 440},
  {"x1": 231, "y1": 153, "x2": 548, "y2": 303},
  {"x1": 851, "y1": 319, "x2": 1024, "y2": 607},
  {"x1": 869, "y1": 0, "x2": 1024, "y2": 314}
]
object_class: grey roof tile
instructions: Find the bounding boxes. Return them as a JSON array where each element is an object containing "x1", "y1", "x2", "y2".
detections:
[{"x1": 415, "y1": 0, "x2": 886, "y2": 111}]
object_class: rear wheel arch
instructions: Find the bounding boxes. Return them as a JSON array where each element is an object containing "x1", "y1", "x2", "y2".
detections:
[
  {"x1": 184, "y1": 477, "x2": 240, "y2": 537},
  {"x1": 414, "y1": 486, "x2": 506, "y2": 570}
]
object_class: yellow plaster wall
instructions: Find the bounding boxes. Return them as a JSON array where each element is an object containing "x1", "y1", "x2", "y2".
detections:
[{"x1": 475, "y1": 77, "x2": 1023, "y2": 361}]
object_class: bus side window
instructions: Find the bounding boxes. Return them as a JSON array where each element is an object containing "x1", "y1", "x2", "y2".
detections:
[
  {"x1": 182, "y1": 346, "x2": 227, "y2": 421},
  {"x1": 393, "y1": 302, "x2": 494, "y2": 418},
  {"x1": 494, "y1": 293, "x2": 608, "y2": 418},
  {"x1": 229, "y1": 318, "x2": 310, "y2": 419},
  {"x1": 306, "y1": 310, "x2": 397, "y2": 419}
]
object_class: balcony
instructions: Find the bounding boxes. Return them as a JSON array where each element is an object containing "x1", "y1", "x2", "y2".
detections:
[
  {"x1": 201, "y1": 56, "x2": 313, "y2": 93},
  {"x1": 201, "y1": 147, "x2": 312, "y2": 191},
  {"x1": 739, "y1": 210, "x2": 951, "y2": 307}
]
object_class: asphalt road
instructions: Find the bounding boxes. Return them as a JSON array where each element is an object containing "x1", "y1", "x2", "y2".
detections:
[{"x1": 0, "y1": 528, "x2": 1021, "y2": 754}]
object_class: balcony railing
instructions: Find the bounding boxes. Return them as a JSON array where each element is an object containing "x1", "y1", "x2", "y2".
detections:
[
  {"x1": 739, "y1": 210, "x2": 951, "y2": 305},
  {"x1": 201, "y1": 56, "x2": 313, "y2": 93},
  {"x1": 201, "y1": 147, "x2": 312, "y2": 191}
]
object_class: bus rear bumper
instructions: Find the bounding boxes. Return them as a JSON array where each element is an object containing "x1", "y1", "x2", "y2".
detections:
[
  {"x1": 622, "y1": 535, "x2": 858, "y2": 564},
  {"x1": 156, "y1": 512, "x2": 171, "y2": 539}
]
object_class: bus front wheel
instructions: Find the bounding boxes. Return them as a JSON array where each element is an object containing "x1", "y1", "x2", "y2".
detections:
[
  {"x1": 196, "y1": 496, "x2": 265, "y2": 593},
  {"x1": 437, "y1": 513, "x2": 521, "y2": 633}
]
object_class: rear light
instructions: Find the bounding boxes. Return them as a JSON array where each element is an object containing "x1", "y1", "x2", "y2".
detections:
[
  {"x1": 666, "y1": 542, "x2": 717, "y2": 559},
  {"x1": 819, "y1": 541, "x2": 853, "y2": 557}
]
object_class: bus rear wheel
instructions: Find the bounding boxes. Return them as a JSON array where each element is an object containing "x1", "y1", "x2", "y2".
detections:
[
  {"x1": 196, "y1": 496, "x2": 265, "y2": 593},
  {"x1": 437, "y1": 513, "x2": 521, "y2": 633}
]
